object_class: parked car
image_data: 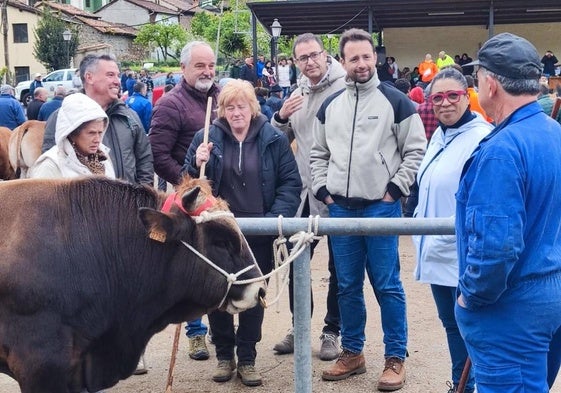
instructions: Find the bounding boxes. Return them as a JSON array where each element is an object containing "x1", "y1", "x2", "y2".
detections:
[
  {"x1": 151, "y1": 71, "x2": 182, "y2": 104},
  {"x1": 121, "y1": 71, "x2": 182, "y2": 105},
  {"x1": 15, "y1": 68, "x2": 77, "y2": 106}
]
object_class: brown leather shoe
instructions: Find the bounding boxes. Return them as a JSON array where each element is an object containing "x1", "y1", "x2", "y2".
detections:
[
  {"x1": 322, "y1": 349, "x2": 366, "y2": 381},
  {"x1": 377, "y1": 357, "x2": 406, "y2": 391}
]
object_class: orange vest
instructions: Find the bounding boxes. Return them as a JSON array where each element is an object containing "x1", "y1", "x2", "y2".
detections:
[
  {"x1": 418, "y1": 61, "x2": 439, "y2": 82},
  {"x1": 467, "y1": 87, "x2": 493, "y2": 123}
]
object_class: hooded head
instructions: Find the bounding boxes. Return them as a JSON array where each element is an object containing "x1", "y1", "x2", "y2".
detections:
[{"x1": 55, "y1": 93, "x2": 108, "y2": 147}]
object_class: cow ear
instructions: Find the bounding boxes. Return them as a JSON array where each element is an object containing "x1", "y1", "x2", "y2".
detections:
[
  {"x1": 138, "y1": 207, "x2": 176, "y2": 243},
  {"x1": 181, "y1": 186, "x2": 201, "y2": 212}
]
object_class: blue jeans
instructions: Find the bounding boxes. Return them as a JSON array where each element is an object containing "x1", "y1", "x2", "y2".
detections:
[
  {"x1": 328, "y1": 200, "x2": 407, "y2": 358},
  {"x1": 185, "y1": 318, "x2": 207, "y2": 338},
  {"x1": 431, "y1": 284, "x2": 474, "y2": 393},
  {"x1": 456, "y1": 271, "x2": 561, "y2": 393}
]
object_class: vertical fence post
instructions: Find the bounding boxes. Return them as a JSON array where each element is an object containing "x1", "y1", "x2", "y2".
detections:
[{"x1": 293, "y1": 243, "x2": 312, "y2": 393}]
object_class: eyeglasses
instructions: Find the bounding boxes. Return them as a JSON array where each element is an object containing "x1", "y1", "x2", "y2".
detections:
[
  {"x1": 428, "y1": 90, "x2": 467, "y2": 105},
  {"x1": 296, "y1": 51, "x2": 324, "y2": 64}
]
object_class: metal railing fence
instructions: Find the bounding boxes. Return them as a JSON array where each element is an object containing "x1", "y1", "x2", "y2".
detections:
[{"x1": 236, "y1": 217, "x2": 455, "y2": 393}]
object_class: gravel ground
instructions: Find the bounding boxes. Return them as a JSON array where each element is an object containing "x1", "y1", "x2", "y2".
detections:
[{"x1": 1, "y1": 236, "x2": 560, "y2": 393}]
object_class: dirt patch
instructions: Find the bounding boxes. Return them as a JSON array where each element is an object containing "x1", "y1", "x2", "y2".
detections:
[{"x1": 1, "y1": 237, "x2": 559, "y2": 393}]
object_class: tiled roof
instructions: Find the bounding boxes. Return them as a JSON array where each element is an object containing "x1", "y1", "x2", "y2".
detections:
[
  {"x1": 121, "y1": 0, "x2": 178, "y2": 14},
  {"x1": 35, "y1": 0, "x2": 100, "y2": 19},
  {"x1": 76, "y1": 16, "x2": 138, "y2": 36},
  {"x1": 77, "y1": 42, "x2": 112, "y2": 52},
  {"x1": 159, "y1": 0, "x2": 197, "y2": 12},
  {"x1": 9, "y1": 0, "x2": 39, "y2": 13}
]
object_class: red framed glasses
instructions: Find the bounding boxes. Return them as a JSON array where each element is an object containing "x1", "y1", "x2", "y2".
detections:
[{"x1": 428, "y1": 90, "x2": 467, "y2": 105}]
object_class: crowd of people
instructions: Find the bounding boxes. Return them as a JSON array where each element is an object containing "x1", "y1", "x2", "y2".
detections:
[{"x1": 0, "y1": 30, "x2": 560, "y2": 393}]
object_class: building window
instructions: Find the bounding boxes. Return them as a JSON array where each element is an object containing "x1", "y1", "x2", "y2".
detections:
[
  {"x1": 13, "y1": 24, "x2": 28, "y2": 43},
  {"x1": 14, "y1": 67, "x2": 30, "y2": 84},
  {"x1": 85, "y1": 0, "x2": 91, "y2": 8}
]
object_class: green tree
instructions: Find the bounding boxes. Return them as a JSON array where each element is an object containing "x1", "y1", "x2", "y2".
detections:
[
  {"x1": 190, "y1": 1, "x2": 278, "y2": 63},
  {"x1": 134, "y1": 23, "x2": 188, "y2": 64},
  {"x1": 33, "y1": 10, "x2": 79, "y2": 70}
]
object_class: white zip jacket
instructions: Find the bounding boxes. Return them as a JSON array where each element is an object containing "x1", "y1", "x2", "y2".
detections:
[
  {"x1": 413, "y1": 113, "x2": 492, "y2": 286},
  {"x1": 311, "y1": 75, "x2": 426, "y2": 204}
]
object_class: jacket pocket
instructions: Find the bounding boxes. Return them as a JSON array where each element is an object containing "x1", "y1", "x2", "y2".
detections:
[{"x1": 473, "y1": 363, "x2": 522, "y2": 387}]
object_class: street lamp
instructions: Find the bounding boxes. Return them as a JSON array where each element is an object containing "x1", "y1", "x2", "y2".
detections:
[
  {"x1": 270, "y1": 18, "x2": 282, "y2": 77},
  {"x1": 62, "y1": 29, "x2": 72, "y2": 68}
]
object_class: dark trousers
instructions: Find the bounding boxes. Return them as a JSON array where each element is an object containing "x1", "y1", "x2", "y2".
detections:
[
  {"x1": 288, "y1": 199, "x2": 340, "y2": 335},
  {"x1": 209, "y1": 236, "x2": 273, "y2": 365},
  {"x1": 431, "y1": 284, "x2": 474, "y2": 392}
]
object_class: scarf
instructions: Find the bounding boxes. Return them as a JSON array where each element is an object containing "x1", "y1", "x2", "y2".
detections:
[{"x1": 73, "y1": 144, "x2": 108, "y2": 175}]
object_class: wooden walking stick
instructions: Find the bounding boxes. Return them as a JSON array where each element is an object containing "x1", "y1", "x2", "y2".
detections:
[
  {"x1": 165, "y1": 323, "x2": 182, "y2": 393},
  {"x1": 165, "y1": 96, "x2": 212, "y2": 393},
  {"x1": 456, "y1": 356, "x2": 472, "y2": 393},
  {"x1": 199, "y1": 96, "x2": 213, "y2": 179}
]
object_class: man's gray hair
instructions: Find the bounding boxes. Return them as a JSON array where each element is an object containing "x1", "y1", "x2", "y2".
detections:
[
  {"x1": 54, "y1": 85, "x2": 66, "y2": 97},
  {"x1": 180, "y1": 41, "x2": 213, "y2": 66},
  {"x1": 79, "y1": 54, "x2": 118, "y2": 83},
  {"x1": 481, "y1": 68, "x2": 540, "y2": 96}
]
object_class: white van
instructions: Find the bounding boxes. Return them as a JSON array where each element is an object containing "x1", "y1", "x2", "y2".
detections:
[{"x1": 15, "y1": 68, "x2": 77, "y2": 106}]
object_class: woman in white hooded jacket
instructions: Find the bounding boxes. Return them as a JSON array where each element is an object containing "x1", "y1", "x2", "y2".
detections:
[
  {"x1": 412, "y1": 68, "x2": 492, "y2": 393},
  {"x1": 30, "y1": 93, "x2": 115, "y2": 179}
]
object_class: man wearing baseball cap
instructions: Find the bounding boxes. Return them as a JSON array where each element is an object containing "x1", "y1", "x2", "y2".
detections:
[
  {"x1": 29, "y1": 73, "x2": 43, "y2": 98},
  {"x1": 456, "y1": 32, "x2": 561, "y2": 392}
]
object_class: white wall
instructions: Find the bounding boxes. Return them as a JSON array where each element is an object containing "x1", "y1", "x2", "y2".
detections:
[
  {"x1": 96, "y1": 0, "x2": 151, "y2": 26},
  {"x1": 381, "y1": 22, "x2": 561, "y2": 72}
]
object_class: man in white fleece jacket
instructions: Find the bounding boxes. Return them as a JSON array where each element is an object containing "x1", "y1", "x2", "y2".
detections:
[{"x1": 311, "y1": 28, "x2": 426, "y2": 392}]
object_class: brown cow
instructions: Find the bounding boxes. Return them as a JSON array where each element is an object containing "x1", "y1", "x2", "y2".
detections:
[
  {"x1": 0, "y1": 176, "x2": 266, "y2": 393},
  {"x1": 0, "y1": 127, "x2": 15, "y2": 180},
  {"x1": 8, "y1": 119, "x2": 46, "y2": 178}
]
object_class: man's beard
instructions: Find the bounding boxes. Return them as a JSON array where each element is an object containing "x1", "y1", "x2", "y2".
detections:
[{"x1": 195, "y1": 78, "x2": 214, "y2": 92}]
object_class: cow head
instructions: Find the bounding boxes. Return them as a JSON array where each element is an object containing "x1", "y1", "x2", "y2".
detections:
[{"x1": 138, "y1": 177, "x2": 266, "y2": 315}]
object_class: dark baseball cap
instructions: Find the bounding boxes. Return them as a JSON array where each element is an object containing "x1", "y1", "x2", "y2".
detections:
[{"x1": 463, "y1": 33, "x2": 542, "y2": 80}]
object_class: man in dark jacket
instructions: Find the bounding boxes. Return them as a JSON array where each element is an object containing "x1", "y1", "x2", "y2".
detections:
[
  {"x1": 239, "y1": 57, "x2": 258, "y2": 86},
  {"x1": 26, "y1": 87, "x2": 48, "y2": 120},
  {"x1": 42, "y1": 54, "x2": 153, "y2": 186},
  {"x1": 266, "y1": 84, "x2": 284, "y2": 113},
  {"x1": 149, "y1": 40, "x2": 220, "y2": 186},
  {"x1": 149, "y1": 40, "x2": 220, "y2": 361},
  {"x1": 29, "y1": 73, "x2": 43, "y2": 98},
  {"x1": 38, "y1": 86, "x2": 66, "y2": 122}
]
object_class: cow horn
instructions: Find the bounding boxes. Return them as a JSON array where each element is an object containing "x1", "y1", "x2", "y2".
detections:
[{"x1": 181, "y1": 186, "x2": 201, "y2": 212}]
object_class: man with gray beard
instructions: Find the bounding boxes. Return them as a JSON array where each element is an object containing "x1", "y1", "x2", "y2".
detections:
[
  {"x1": 148, "y1": 41, "x2": 220, "y2": 360},
  {"x1": 149, "y1": 41, "x2": 220, "y2": 186}
]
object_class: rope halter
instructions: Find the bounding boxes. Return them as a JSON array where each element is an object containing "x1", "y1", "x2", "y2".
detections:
[{"x1": 161, "y1": 192, "x2": 260, "y2": 309}]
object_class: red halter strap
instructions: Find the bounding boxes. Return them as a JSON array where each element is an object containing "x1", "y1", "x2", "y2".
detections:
[{"x1": 161, "y1": 192, "x2": 216, "y2": 216}]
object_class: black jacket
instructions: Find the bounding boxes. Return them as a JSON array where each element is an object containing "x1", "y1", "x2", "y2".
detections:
[{"x1": 184, "y1": 114, "x2": 302, "y2": 218}]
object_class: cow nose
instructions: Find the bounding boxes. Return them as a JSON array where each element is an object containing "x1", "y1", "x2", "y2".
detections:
[{"x1": 258, "y1": 287, "x2": 267, "y2": 308}]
